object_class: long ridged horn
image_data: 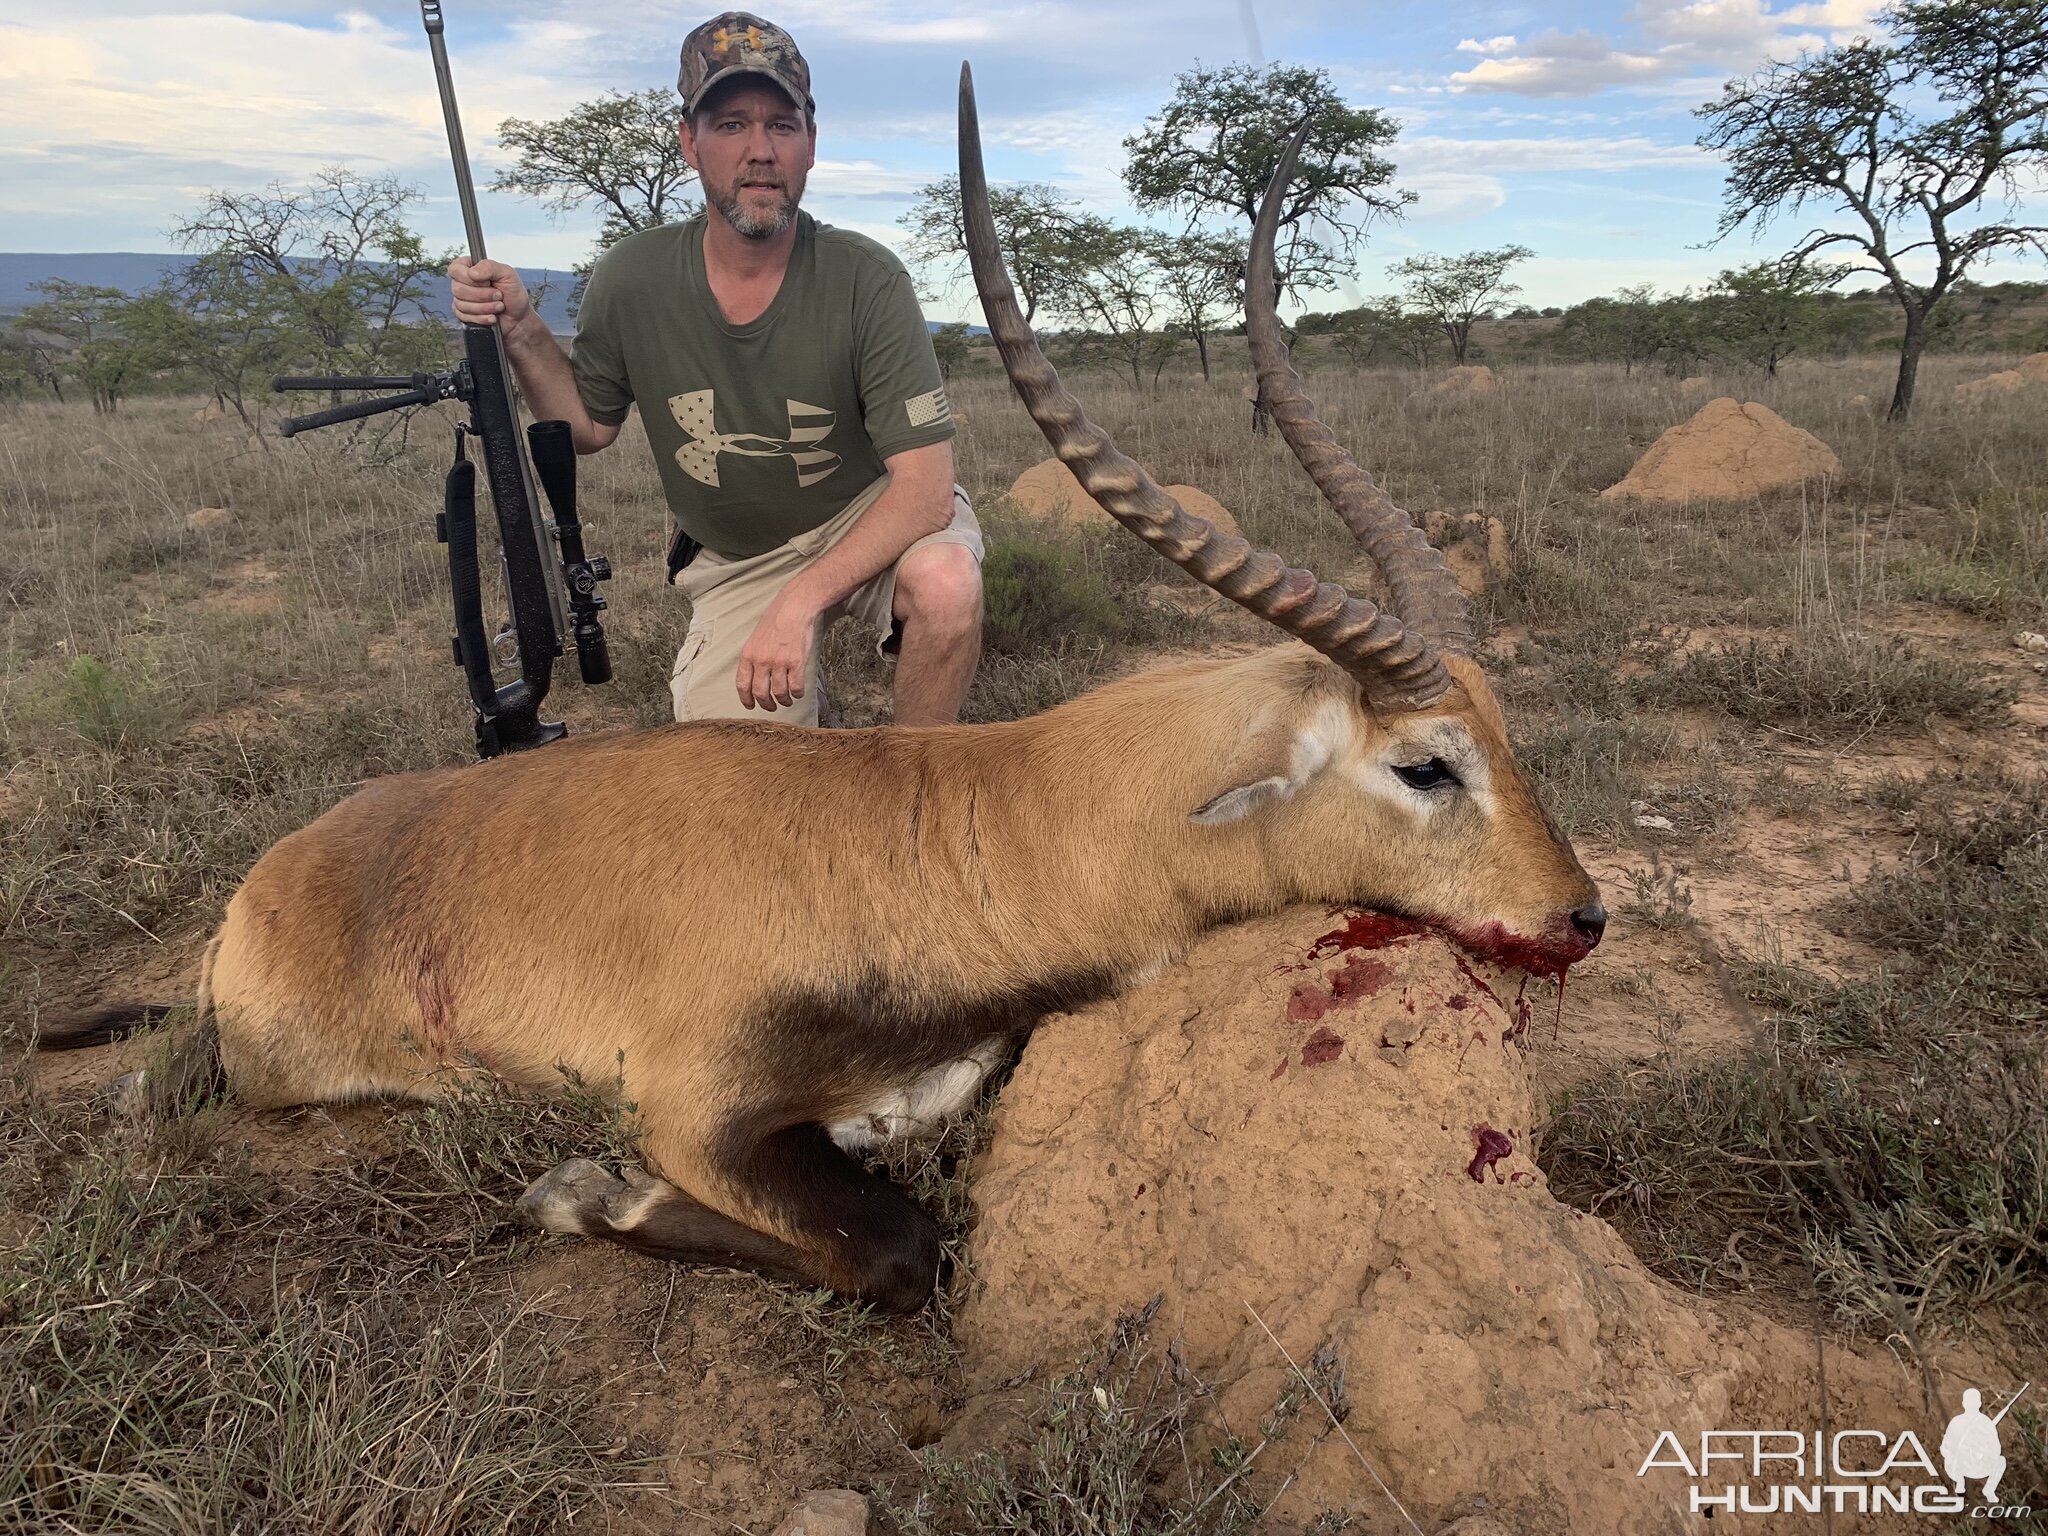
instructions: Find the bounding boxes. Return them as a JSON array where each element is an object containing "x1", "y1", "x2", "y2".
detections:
[
  {"x1": 1246, "y1": 125, "x2": 1473, "y2": 658},
  {"x1": 957, "y1": 63, "x2": 1452, "y2": 715}
]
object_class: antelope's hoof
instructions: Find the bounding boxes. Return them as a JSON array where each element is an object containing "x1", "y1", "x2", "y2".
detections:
[
  {"x1": 99, "y1": 1069, "x2": 151, "y2": 1122},
  {"x1": 517, "y1": 1157, "x2": 628, "y2": 1235}
]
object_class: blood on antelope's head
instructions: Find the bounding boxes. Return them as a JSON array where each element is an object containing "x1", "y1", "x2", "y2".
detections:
[
  {"x1": 957, "y1": 66, "x2": 1604, "y2": 977},
  {"x1": 1178, "y1": 649, "x2": 1604, "y2": 976}
]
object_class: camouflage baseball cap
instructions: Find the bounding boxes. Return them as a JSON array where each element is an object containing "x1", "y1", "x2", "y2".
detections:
[{"x1": 679, "y1": 13, "x2": 814, "y2": 117}]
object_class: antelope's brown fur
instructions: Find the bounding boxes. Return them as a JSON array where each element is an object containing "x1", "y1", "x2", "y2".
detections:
[{"x1": 97, "y1": 644, "x2": 1598, "y2": 1308}]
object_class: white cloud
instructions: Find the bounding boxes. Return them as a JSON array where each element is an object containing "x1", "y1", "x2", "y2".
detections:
[
  {"x1": 0, "y1": 14, "x2": 583, "y2": 178},
  {"x1": 1451, "y1": 48, "x2": 1672, "y2": 96},
  {"x1": 0, "y1": 12, "x2": 617, "y2": 251},
  {"x1": 1446, "y1": 0, "x2": 1887, "y2": 98},
  {"x1": 1400, "y1": 169, "x2": 1507, "y2": 221},
  {"x1": 1398, "y1": 134, "x2": 1706, "y2": 173},
  {"x1": 1381, "y1": 133, "x2": 1706, "y2": 225},
  {"x1": 808, "y1": 157, "x2": 933, "y2": 200}
]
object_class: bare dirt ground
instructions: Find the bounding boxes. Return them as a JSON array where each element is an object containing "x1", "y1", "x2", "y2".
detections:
[{"x1": 4, "y1": 352, "x2": 2045, "y2": 1531}]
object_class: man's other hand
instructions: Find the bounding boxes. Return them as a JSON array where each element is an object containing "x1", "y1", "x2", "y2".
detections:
[
  {"x1": 736, "y1": 588, "x2": 824, "y2": 713},
  {"x1": 449, "y1": 258, "x2": 531, "y2": 329}
]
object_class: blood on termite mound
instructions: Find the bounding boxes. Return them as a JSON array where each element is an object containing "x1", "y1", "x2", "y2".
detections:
[{"x1": 957, "y1": 907, "x2": 1893, "y2": 1533}]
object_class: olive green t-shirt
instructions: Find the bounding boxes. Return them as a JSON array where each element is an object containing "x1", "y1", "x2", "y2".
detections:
[{"x1": 569, "y1": 212, "x2": 955, "y2": 559}]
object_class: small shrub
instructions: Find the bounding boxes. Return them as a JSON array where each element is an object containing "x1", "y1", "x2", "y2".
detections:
[
  {"x1": 1642, "y1": 630, "x2": 2015, "y2": 734},
  {"x1": 59, "y1": 653, "x2": 178, "y2": 750},
  {"x1": 1623, "y1": 865, "x2": 1695, "y2": 929},
  {"x1": 981, "y1": 534, "x2": 1126, "y2": 657}
]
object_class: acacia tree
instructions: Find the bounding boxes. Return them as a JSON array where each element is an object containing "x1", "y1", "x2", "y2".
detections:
[
  {"x1": 929, "y1": 320, "x2": 972, "y2": 379},
  {"x1": 1147, "y1": 230, "x2": 1243, "y2": 380},
  {"x1": 900, "y1": 176, "x2": 1085, "y2": 324},
  {"x1": 19, "y1": 282, "x2": 136, "y2": 414},
  {"x1": 0, "y1": 334, "x2": 33, "y2": 401},
  {"x1": 495, "y1": 89, "x2": 696, "y2": 253},
  {"x1": 8, "y1": 322, "x2": 68, "y2": 401},
  {"x1": 173, "y1": 168, "x2": 450, "y2": 379},
  {"x1": 122, "y1": 261, "x2": 300, "y2": 432},
  {"x1": 1390, "y1": 245, "x2": 1534, "y2": 365},
  {"x1": 1124, "y1": 63, "x2": 1409, "y2": 286},
  {"x1": 1042, "y1": 218, "x2": 1170, "y2": 391},
  {"x1": 1124, "y1": 62, "x2": 1410, "y2": 425},
  {"x1": 1704, "y1": 261, "x2": 1846, "y2": 374},
  {"x1": 1553, "y1": 285, "x2": 1697, "y2": 375},
  {"x1": 1698, "y1": 0, "x2": 2048, "y2": 419}
]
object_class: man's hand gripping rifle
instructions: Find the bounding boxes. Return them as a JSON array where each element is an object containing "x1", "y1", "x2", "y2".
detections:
[{"x1": 272, "y1": 0, "x2": 611, "y2": 760}]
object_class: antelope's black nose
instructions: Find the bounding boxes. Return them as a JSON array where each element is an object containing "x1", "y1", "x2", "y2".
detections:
[{"x1": 1570, "y1": 903, "x2": 1608, "y2": 946}]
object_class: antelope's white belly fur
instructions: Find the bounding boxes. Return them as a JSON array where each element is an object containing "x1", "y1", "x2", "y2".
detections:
[{"x1": 827, "y1": 1038, "x2": 1007, "y2": 1153}]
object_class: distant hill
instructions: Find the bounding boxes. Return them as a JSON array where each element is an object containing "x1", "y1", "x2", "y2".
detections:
[
  {"x1": 1, "y1": 253, "x2": 986, "y2": 337},
  {"x1": 0, "y1": 252, "x2": 581, "y2": 333}
]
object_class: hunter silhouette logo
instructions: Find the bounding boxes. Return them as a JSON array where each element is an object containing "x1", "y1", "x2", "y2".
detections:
[
  {"x1": 668, "y1": 389, "x2": 841, "y2": 490},
  {"x1": 1943, "y1": 1385, "x2": 2027, "y2": 1503}
]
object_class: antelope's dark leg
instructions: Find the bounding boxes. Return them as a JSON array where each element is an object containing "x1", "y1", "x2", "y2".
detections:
[
  {"x1": 516, "y1": 1129, "x2": 942, "y2": 1314},
  {"x1": 724, "y1": 1122, "x2": 944, "y2": 1312},
  {"x1": 517, "y1": 1160, "x2": 821, "y2": 1290}
]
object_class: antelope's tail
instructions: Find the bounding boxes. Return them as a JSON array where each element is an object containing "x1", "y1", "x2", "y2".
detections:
[{"x1": 32, "y1": 1001, "x2": 190, "y2": 1050}]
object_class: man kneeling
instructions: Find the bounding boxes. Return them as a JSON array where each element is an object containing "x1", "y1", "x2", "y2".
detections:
[{"x1": 449, "y1": 10, "x2": 981, "y2": 724}]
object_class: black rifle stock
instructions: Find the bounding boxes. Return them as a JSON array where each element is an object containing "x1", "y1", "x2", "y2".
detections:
[{"x1": 271, "y1": 0, "x2": 612, "y2": 759}]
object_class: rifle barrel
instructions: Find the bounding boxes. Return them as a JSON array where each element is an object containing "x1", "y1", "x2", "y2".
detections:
[{"x1": 423, "y1": 1, "x2": 488, "y2": 262}]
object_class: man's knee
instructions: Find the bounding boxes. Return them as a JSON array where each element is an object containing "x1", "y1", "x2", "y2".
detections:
[{"x1": 893, "y1": 543, "x2": 982, "y2": 636}]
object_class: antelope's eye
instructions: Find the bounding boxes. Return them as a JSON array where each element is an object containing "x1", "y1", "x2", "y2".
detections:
[{"x1": 1392, "y1": 758, "x2": 1460, "y2": 791}]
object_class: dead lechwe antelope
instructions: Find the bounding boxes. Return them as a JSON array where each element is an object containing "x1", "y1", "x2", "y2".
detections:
[{"x1": 39, "y1": 70, "x2": 1604, "y2": 1313}]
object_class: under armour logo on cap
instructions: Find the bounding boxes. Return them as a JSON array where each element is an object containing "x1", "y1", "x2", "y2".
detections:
[{"x1": 679, "y1": 11, "x2": 813, "y2": 116}]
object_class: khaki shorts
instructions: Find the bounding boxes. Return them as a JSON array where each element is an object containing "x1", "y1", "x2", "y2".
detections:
[{"x1": 669, "y1": 475, "x2": 983, "y2": 726}]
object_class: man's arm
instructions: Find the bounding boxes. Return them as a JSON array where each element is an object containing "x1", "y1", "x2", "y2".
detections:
[
  {"x1": 448, "y1": 258, "x2": 621, "y2": 455},
  {"x1": 734, "y1": 438, "x2": 955, "y2": 712}
]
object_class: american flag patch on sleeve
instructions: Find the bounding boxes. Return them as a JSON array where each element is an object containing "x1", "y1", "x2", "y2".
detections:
[{"x1": 904, "y1": 387, "x2": 952, "y2": 428}]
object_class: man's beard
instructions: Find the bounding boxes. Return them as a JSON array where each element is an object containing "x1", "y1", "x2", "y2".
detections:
[{"x1": 713, "y1": 174, "x2": 797, "y2": 240}]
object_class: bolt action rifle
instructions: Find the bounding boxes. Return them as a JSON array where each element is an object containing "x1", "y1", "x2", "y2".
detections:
[{"x1": 272, "y1": 0, "x2": 611, "y2": 759}]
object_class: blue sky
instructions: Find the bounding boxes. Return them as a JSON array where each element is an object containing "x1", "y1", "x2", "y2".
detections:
[{"x1": 2, "y1": 0, "x2": 2040, "y2": 318}]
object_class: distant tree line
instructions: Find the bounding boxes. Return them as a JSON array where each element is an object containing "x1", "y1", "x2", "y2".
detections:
[
  {"x1": 1293, "y1": 264, "x2": 2048, "y2": 375},
  {"x1": 4, "y1": 0, "x2": 2041, "y2": 424},
  {"x1": 0, "y1": 169, "x2": 454, "y2": 428}
]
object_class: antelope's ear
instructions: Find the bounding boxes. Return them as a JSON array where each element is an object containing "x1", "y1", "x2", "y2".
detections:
[
  {"x1": 1187, "y1": 720, "x2": 1323, "y2": 827},
  {"x1": 1186, "y1": 686, "x2": 1353, "y2": 827},
  {"x1": 1189, "y1": 774, "x2": 1297, "y2": 826}
]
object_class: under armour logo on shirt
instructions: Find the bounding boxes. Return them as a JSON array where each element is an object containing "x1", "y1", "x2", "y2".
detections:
[{"x1": 668, "y1": 389, "x2": 842, "y2": 489}]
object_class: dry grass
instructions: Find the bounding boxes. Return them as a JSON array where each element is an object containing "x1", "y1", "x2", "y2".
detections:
[
  {"x1": 889, "y1": 1297, "x2": 1343, "y2": 1536},
  {"x1": 3, "y1": 350, "x2": 2045, "y2": 1526},
  {"x1": 0, "y1": 1059, "x2": 647, "y2": 1531},
  {"x1": 1543, "y1": 774, "x2": 2048, "y2": 1327}
]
